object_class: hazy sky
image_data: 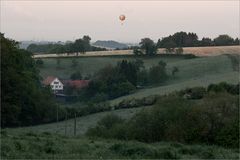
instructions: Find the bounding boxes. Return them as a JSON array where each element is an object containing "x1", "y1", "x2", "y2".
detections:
[{"x1": 1, "y1": 0, "x2": 239, "y2": 43}]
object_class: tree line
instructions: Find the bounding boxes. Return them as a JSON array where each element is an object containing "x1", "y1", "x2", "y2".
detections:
[
  {"x1": 134, "y1": 32, "x2": 239, "y2": 56},
  {"x1": 157, "y1": 32, "x2": 239, "y2": 48},
  {"x1": 27, "y1": 35, "x2": 106, "y2": 54}
]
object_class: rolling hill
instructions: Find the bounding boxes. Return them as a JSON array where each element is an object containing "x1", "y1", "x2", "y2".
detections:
[{"x1": 92, "y1": 40, "x2": 128, "y2": 49}]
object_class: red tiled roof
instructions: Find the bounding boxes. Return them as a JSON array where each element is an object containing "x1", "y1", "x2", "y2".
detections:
[
  {"x1": 63, "y1": 80, "x2": 90, "y2": 89},
  {"x1": 43, "y1": 76, "x2": 57, "y2": 85}
]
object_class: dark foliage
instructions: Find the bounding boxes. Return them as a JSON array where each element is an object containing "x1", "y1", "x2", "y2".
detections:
[{"x1": 1, "y1": 33, "x2": 61, "y2": 127}]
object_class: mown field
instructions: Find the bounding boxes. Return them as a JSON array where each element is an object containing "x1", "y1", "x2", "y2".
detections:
[{"x1": 33, "y1": 45, "x2": 240, "y2": 58}]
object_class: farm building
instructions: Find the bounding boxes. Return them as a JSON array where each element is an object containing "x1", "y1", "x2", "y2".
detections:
[
  {"x1": 43, "y1": 76, "x2": 64, "y2": 93},
  {"x1": 43, "y1": 76, "x2": 90, "y2": 94}
]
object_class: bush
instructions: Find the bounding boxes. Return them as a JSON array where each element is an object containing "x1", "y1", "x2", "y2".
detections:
[
  {"x1": 207, "y1": 82, "x2": 239, "y2": 95},
  {"x1": 86, "y1": 91, "x2": 239, "y2": 148},
  {"x1": 86, "y1": 114, "x2": 125, "y2": 139},
  {"x1": 175, "y1": 47, "x2": 183, "y2": 54},
  {"x1": 35, "y1": 59, "x2": 44, "y2": 67},
  {"x1": 70, "y1": 71, "x2": 82, "y2": 80},
  {"x1": 180, "y1": 87, "x2": 206, "y2": 99}
]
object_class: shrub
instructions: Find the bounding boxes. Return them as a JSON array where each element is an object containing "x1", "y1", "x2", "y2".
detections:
[
  {"x1": 35, "y1": 59, "x2": 44, "y2": 67},
  {"x1": 70, "y1": 71, "x2": 82, "y2": 80},
  {"x1": 86, "y1": 114, "x2": 125, "y2": 139},
  {"x1": 180, "y1": 87, "x2": 206, "y2": 99},
  {"x1": 207, "y1": 82, "x2": 239, "y2": 95},
  {"x1": 87, "y1": 91, "x2": 239, "y2": 148},
  {"x1": 175, "y1": 47, "x2": 183, "y2": 54}
]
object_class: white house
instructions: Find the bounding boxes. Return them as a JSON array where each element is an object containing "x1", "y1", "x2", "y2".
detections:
[{"x1": 43, "y1": 76, "x2": 64, "y2": 93}]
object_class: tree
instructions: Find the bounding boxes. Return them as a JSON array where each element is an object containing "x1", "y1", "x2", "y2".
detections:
[
  {"x1": 35, "y1": 59, "x2": 44, "y2": 67},
  {"x1": 70, "y1": 71, "x2": 82, "y2": 80},
  {"x1": 133, "y1": 47, "x2": 143, "y2": 56},
  {"x1": 164, "y1": 40, "x2": 176, "y2": 53},
  {"x1": 1, "y1": 33, "x2": 58, "y2": 127},
  {"x1": 71, "y1": 59, "x2": 78, "y2": 68},
  {"x1": 56, "y1": 58, "x2": 61, "y2": 69},
  {"x1": 175, "y1": 47, "x2": 183, "y2": 54},
  {"x1": 200, "y1": 37, "x2": 213, "y2": 46},
  {"x1": 234, "y1": 38, "x2": 239, "y2": 45},
  {"x1": 148, "y1": 61, "x2": 168, "y2": 84},
  {"x1": 214, "y1": 35, "x2": 234, "y2": 46},
  {"x1": 172, "y1": 66, "x2": 179, "y2": 76},
  {"x1": 73, "y1": 38, "x2": 85, "y2": 55},
  {"x1": 139, "y1": 38, "x2": 157, "y2": 56}
]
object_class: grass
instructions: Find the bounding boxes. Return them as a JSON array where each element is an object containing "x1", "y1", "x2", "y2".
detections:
[
  {"x1": 1, "y1": 132, "x2": 239, "y2": 159},
  {"x1": 2, "y1": 53, "x2": 239, "y2": 159},
  {"x1": 24, "y1": 54, "x2": 238, "y2": 134},
  {"x1": 110, "y1": 55, "x2": 239, "y2": 105},
  {"x1": 5, "y1": 107, "x2": 149, "y2": 137},
  {"x1": 39, "y1": 55, "x2": 188, "y2": 79}
]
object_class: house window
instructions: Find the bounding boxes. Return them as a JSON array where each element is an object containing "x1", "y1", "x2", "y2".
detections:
[{"x1": 54, "y1": 82, "x2": 59, "y2": 84}]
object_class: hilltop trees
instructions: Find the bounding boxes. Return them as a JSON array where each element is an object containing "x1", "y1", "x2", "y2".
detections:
[
  {"x1": 157, "y1": 32, "x2": 239, "y2": 49},
  {"x1": 27, "y1": 35, "x2": 106, "y2": 54},
  {"x1": 139, "y1": 38, "x2": 157, "y2": 56},
  {"x1": 1, "y1": 33, "x2": 59, "y2": 127},
  {"x1": 214, "y1": 35, "x2": 235, "y2": 46}
]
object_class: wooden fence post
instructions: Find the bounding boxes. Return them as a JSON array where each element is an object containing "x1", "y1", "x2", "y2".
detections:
[
  {"x1": 74, "y1": 113, "x2": 76, "y2": 136},
  {"x1": 65, "y1": 112, "x2": 67, "y2": 136}
]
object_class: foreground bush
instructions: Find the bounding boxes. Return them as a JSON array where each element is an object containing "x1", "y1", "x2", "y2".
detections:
[{"x1": 87, "y1": 92, "x2": 239, "y2": 148}]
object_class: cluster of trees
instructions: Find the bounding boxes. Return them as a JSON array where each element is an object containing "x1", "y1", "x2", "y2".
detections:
[
  {"x1": 157, "y1": 32, "x2": 239, "y2": 48},
  {"x1": 67, "y1": 60, "x2": 170, "y2": 102},
  {"x1": 1, "y1": 33, "x2": 61, "y2": 127},
  {"x1": 27, "y1": 36, "x2": 107, "y2": 54},
  {"x1": 87, "y1": 84, "x2": 239, "y2": 148},
  {"x1": 134, "y1": 32, "x2": 239, "y2": 56}
]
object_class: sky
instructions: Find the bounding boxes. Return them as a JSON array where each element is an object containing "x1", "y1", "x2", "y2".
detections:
[{"x1": 1, "y1": 0, "x2": 239, "y2": 43}]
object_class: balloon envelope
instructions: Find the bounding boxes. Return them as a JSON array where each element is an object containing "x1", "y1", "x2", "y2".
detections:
[{"x1": 119, "y1": 15, "x2": 126, "y2": 21}]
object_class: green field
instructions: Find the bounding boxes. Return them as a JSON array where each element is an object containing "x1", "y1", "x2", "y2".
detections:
[
  {"x1": 7, "y1": 54, "x2": 239, "y2": 136},
  {"x1": 39, "y1": 55, "x2": 188, "y2": 79},
  {"x1": 2, "y1": 54, "x2": 239, "y2": 159},
  {"x1": 39, "y1": 54, "x2": 239, "y2": 105},
  {"x1": 2, "y1": 132, "x2": 239, "y2": 159},
  {"x1": 5, "y1": 107, "x2": 148, "y2": 137}
]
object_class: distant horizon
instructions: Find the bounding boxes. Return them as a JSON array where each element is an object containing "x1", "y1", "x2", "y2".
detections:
[
  {"x1": 1, "y1": 1, "x2": 239, "y2": 43},
  {"x1": 6, "y1": 31, "x2": 240, "y2": 44}
]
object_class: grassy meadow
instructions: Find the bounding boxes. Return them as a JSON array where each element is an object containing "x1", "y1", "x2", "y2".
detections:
[
  {"x1": 2, "y1": 52, "x2": 239, "y2": 159},
  {"x1": 4, "y1": 107, "x2": 148, "y2": 137},
  {"x1": 38, "y1": 54, "x2": 239, "y2": 105},
  {"x1": 2, "y1": 131, "x2": 239, "y2": 159}
]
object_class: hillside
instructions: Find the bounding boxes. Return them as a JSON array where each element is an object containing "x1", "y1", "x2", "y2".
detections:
[
  {"x1": 93, "y1": 40, "x2": 128, "y2": 49},
  {"x1": 7, "y1": 54, "x2": 238, "y2": 136}
]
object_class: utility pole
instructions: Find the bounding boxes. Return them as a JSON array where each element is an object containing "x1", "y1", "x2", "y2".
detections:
[
  {"x1": 74, "y1": 113, "x2": 77, "y2": 136},
  {"x1": 65, "y1": 112, "x2": 67, "y2": 136},
  {"x1": 56, "y1": 105, "x2": 59, "y2": 123}
]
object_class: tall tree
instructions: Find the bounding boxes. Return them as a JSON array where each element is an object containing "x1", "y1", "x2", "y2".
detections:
[
  {"x1": 1, "y1": 33, "x2": 58, "y2": 127},
  {"x1": 139, "y1": 38, "x2": 157, "y2": 56},
  {"x1": 214, "y1": 35, "x2": 234, "y2": 46}
]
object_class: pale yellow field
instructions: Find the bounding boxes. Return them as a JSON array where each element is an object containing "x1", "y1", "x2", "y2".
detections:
[{"x1": 33, "y1": 45, "x2": 240, "y2": 58}]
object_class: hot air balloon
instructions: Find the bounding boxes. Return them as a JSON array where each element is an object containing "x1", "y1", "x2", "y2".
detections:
[{"x1": 119, "y1": 14, "x2": 126, "y2": 25}]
